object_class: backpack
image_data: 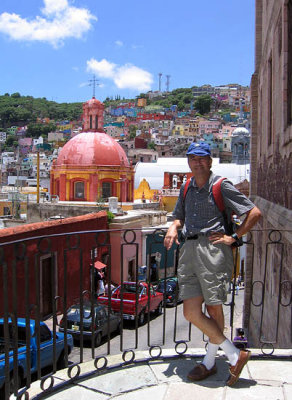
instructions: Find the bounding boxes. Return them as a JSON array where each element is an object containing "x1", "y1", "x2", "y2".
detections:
[{"x1": 183, "y1": 177, "x2": 243, "y2": 247}]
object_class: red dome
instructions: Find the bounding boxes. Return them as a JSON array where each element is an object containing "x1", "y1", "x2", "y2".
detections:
[
  {"x1": 85, "y1": 97, "x2": 103, "y2": 108},
  {"x1": 56, "y1": 131, "x2": 129, "y2": 167}
]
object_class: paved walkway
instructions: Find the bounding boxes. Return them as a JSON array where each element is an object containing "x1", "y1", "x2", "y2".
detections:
[{"x1": 23, "y1": 349, "x2": 292, "y2": 400}]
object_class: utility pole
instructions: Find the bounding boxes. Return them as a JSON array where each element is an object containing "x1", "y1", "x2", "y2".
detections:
[
  {"x1": 158, "y1": 73, "x2": 162, "y2": 92},
  {"x1": 37, "y1": 151, "x2": 40, "y2": 204},
  {"x1": 166, "y1": 75, "x2": 171, "y2": 92}
]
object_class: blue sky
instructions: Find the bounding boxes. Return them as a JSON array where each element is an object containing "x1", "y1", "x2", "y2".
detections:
[{"x1": 0, "y1": 0, "x2": 255, "y2": 103}]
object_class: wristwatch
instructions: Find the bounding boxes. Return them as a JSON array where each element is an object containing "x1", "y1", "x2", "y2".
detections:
[{"x1": 231, "y1": 233, "x2": 239, "y2": 242}]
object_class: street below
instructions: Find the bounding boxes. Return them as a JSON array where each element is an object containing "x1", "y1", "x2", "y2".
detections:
[{"x1": 68, "y1": 288, "x2": 244, "y2": 364}]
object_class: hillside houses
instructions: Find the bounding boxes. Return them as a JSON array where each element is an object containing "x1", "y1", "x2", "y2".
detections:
[{"x1": 0, "y1": 83, "x2": 251, "y2": 194}]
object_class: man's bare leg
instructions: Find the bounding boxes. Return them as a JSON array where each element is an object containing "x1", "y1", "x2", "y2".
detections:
[
  {"x1": 206, "y1": 303, "x2": 224, "y2": 333},
  {"x1": 184, "y1": 297, "x2": 224, "y2": 370},
  {"x1": 202, "y1": 304, "x2": 225, "y2": 369},
  {"x1": 184, "y1": 297, "x2": 241, "y2": 370},
  {"x1": 183, "y1": 297, "x2": 225, "y2": 344}
]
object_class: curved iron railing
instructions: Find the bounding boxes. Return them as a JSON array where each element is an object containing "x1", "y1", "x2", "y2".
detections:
[{"x1": 0, "y1": 227, "x2": 290, "y2": 399}]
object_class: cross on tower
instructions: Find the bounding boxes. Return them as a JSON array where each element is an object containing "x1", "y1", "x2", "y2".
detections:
[{"x1": 88, "y1": 75, "x2": 100, "y2": 98}]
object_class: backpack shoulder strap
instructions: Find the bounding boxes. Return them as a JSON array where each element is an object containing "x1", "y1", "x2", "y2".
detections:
[
  {"x1": 183, "y1": 176, "x2": 227, "y2": 212},
  {"x1": 183, "y1": 178, "x2": 191, "y2": 200},
  {"x1": 212, "y1": 177, "x2": 226, "y2": 213}
]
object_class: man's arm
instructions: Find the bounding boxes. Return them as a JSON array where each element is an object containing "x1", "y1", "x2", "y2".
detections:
[
  {"x1": 209, "y1": 206, "x2": 262, "y2": 246},
  {"x1": 234, "y1": 206, "x2": 262, "y2": 239},
  {"x1": 164, "y1": 219, "x2": 183, "y2": 250}
]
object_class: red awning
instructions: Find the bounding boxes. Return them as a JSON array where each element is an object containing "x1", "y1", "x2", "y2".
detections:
[{"x1": 94, "y1": 261, "x2": 107, "y2": 270}]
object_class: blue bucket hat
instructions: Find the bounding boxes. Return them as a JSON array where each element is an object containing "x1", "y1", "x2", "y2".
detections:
[{"x1": 186, "y1": 142, "x2": 211, "y2": 157}]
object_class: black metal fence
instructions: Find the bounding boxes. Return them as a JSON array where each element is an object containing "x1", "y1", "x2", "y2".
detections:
[{"x1": 0, "y1": 228, "x2": 290, "y2": 399}]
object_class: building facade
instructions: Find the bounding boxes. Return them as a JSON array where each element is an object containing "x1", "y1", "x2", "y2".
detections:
[
  {"x1": 247, "y1": 0, "x2": 292, "y2": 348},
  {"x1": 50, "y1": 97, "x2": 135, "y2": 202}
]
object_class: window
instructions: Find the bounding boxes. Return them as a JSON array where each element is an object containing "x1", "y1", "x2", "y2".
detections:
[
  {"x1": 40, "y1": 324, "x2": 52, "y2": 342},
  {"x1": 102, "y1": 182, "x2": 111, "y2": 199},
  {"x1": 97, "y1": 308, "x2": 106, "y2": 320},
  {"x1": 74, "y1": 181, "x2": 85, "y2": 199}
]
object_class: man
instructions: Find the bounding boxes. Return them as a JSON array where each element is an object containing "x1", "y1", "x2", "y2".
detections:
[{"x1": 164, "y1": 142, "x2": 261, "y2": 386}]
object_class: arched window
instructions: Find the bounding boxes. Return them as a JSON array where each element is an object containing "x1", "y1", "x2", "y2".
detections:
[
  {"x1": 74, "y1": 181, "x2": 85, "y2": 199},
  {"x1": 102, "y1": 182, "x2": 112, "y2": 200}
]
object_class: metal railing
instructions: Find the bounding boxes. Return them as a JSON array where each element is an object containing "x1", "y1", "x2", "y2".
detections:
[{"x1": 0, "y1": 227, "x2": 290, "y2": 399}]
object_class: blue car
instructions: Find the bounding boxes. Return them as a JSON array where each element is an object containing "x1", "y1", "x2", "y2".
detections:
[{"x1": 0, "y1": 318, "x2": 73, "y2": 396}]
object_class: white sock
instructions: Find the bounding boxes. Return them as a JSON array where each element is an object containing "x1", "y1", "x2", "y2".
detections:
[
  {"x1": 220, "y1": 339, "x2": 240, "y2": 366},
  {"x1": 202, "y1": 342, "x2": 219, "y2": 370}
]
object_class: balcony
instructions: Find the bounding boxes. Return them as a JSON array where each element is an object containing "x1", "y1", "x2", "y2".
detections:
[{"x1": 0, "y1": 227, "x2": 291, "y2": 399}]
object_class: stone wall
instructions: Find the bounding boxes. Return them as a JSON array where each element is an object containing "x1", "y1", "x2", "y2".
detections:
[
  {"x1": 27, "y1": 202, "x2": 160, "y2": 223},
  {"x1": 247, "y1": 0, "x2": 292, "y2": 348}
]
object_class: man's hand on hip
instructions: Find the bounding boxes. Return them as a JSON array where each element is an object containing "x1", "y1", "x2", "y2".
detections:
[{"x1": 209, "y1": 231, "x2": 236, "y2": 246}]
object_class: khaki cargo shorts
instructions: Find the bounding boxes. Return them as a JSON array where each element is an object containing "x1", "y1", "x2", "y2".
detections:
[{"x1": 177, "y1": 236, "x2": 234, "y2": 305}]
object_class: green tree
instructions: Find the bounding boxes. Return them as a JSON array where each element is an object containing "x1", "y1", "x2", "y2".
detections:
[
  {"x1": 182, "y1": 93, "x2": 193, "y2": 104},
  {"x1": 6, "y1": 135, "x2": 15, "y2": 147},
  {"x1": 26, "y1": 122, "x2": 56, "y2": 137},
  {"x1": 129, "y1": 125, "x2": 137, "y2": 139},
  {"x1": 194, "y1": 95, "x2": 212, "y2": 114},
  {"x1": 148, "y1": 141, "x2": 156, "y2": 150},
  {"x1": 177, "y1": 101, "x2": 185, "y2": 111}
]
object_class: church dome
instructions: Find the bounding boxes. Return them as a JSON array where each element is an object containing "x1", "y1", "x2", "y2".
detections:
[
  {"x1": 232, "y1": 127, "x2": 249, "y2": 136},
  {"x1": 85, "y1": 97, "x2": 103, "y2": 109},
  {"x1": 56, "y1": 131, "x2": 129, "y2": 167}
]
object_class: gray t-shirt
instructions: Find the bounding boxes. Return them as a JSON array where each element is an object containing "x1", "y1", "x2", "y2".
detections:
[{"x1": 172, "y1": 172, "x2": 255, "y2": 237}]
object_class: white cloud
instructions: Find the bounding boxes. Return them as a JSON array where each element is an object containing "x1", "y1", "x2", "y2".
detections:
[
  {"x1": 115, "y1": 40, "x2": 123, "y2": 47},
  {"x1": 87, "y1": 58, "x2": 116, "y2": 79},
  {"x1": 131, "y1": 44, "x2": 143, "y2": 49},
  {"x1": 42, "y1": 0, "x2": 68, "y2": 15},
  {"x1": 86, "y1": 58, "x2": 153, "y2": 92},
  {"x1": 115, "y1": 64, "x2": 153, "y2": 91},
  {"x1": 79, "y1": 82, "x2": 88, "y2": 88},
  {"x1": 0, "y1": 0, "x2": 97, "y2": 48}
]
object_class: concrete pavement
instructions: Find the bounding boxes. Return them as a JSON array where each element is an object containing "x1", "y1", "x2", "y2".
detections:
[{"x1": 23, "y1": 348, "x2": 292, "y2": 400}]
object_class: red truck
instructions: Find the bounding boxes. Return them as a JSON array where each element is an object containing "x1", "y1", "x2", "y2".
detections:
[{"x1": 98, "y1": 282, "x2": 163, "y2": 325}]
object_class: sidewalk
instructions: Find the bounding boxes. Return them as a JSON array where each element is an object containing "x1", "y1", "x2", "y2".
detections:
[{"x1": 24, "y1": 349, "x2": 292, "y2": 400}]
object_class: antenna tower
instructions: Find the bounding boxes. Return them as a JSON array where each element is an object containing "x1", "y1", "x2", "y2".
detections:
[
  {"x1": 158, "y1": 73, "x2": 163, "y2": 92},
  {"x1": 166, "y1": 75, "x2": 171, "y2": 92}
]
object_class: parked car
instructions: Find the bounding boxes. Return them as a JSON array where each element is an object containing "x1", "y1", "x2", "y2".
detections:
[
  {"x1": 59, "y1": 302, "x2": 121, "y2": 347},
  {"x1": 156, "y1": 277, "x2": 182, "y2": 307},
  {"x1": 0, "y1": 318, "x2": 73, "y2": 396},
  {"x1": 99, "y1": 281, "x2": 163, "y2": 326}
]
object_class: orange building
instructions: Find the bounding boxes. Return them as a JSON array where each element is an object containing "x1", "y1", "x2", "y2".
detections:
[{"x1": 50, "y1": 97, "x2": 134, "y2": 202}]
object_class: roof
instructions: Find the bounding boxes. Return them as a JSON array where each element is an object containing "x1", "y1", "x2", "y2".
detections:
[
  {"x1": 134, "y1": 158, "x2": 250, "y2": 189},
  {"x1": 55, "y1": 131, "x2": 130, "y2": 167}
]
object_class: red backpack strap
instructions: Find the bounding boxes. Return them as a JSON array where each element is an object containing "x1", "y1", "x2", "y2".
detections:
[
  {"x1": 183, "y1": 178, "x2": 191, "y2": 200},
  {"x1": 212, "y1": 177, "x2": 226, "y2": 212}
]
